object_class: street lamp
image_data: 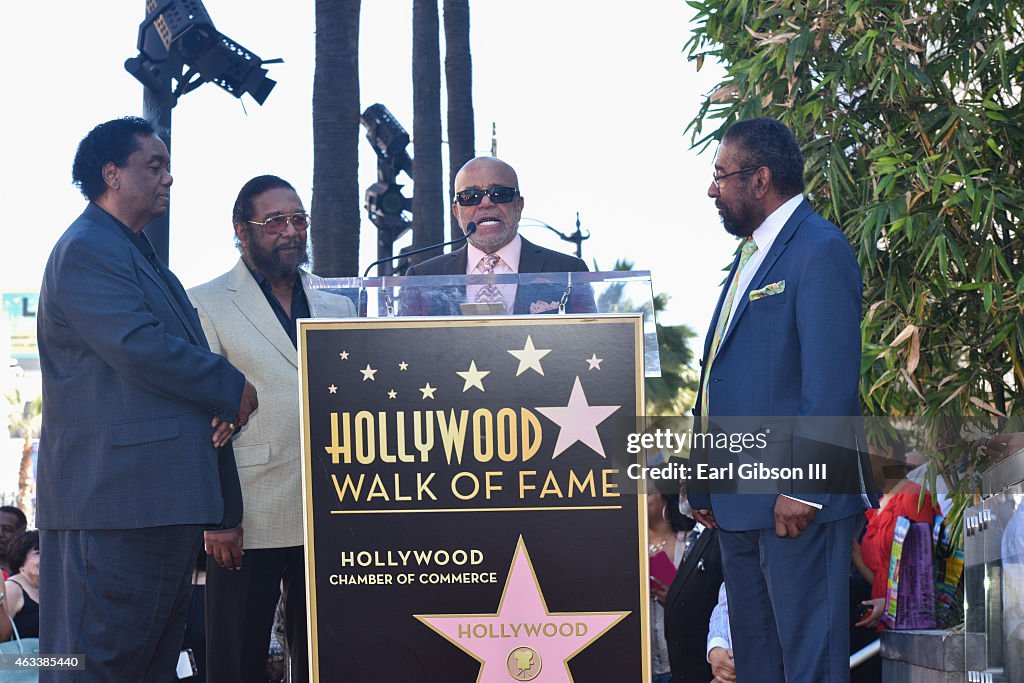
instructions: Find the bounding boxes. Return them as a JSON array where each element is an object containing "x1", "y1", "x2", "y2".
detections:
[{"x1": 519, "y1": 212, "x2": 591, "y2": 259}]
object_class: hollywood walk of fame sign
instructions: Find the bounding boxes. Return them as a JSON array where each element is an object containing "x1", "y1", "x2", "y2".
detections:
[{"x1": 298, "y1": 315, "x2": 650, "y2": 682}]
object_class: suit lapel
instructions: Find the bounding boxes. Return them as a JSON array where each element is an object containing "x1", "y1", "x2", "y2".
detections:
[
  {"x1": 517, "y1": 237, "x2": 546, "y2": 272},
  {"x1": 158, "y1": 261, "x2": 208, "y2": 347},
  {"x1": 717, "y1": 200, "x2": 811, "y2": 353},
  {"x1": 227, "y1": 259, "x2": 298, "y2": 368},
  {"x1": 671, "y1": 528, "x2": 712, "y2": 596},
  {"x1": 698, "y1": 249, "x2": 743, "y2": 395},
  {"x1": 83, "y1": 205, "x2": 204, "y2": 346},
  {"x1": 443, "y1": 248, "x2": 469, "y2": 274},
  {"x1": 133, "y1": 251, "x2": 203, "y2": 345},
  {"x1": 513, "y1": 238, "x2": 552, "y2": 314}
]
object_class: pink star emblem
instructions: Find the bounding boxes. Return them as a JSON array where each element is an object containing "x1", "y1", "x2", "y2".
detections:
[
  {"x1": 416, "y1": 538, "x2": 628, "y2": 682},
  {"x1": 536, "y1": 377, "x2": 620, "y2": 459}
]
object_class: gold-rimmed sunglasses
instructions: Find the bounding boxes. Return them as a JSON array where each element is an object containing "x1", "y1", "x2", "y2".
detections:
[{"x1": 246, "y1": 212, "x2": 310, "y2": 235}]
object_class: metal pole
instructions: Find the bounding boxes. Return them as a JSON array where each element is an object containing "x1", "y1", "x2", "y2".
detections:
[
  {"x1": 376, "y1": 227, "x2": 396, "y2": 277},
  {"x1": 574, "y1": 212, "x2": 582, "y2": 258},
  {"x1": 849, "y1": 639, "x2": 880, "y2": 670},
  {"x1": 142, "y1": 87, "x2": 172, "y2": 265}
]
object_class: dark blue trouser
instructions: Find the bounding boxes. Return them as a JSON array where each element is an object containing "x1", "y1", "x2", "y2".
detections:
[
  {"x1": 718, "y1": 515, "x2": 857, "y2": 683},
  {"x1": 39, "y1": 526, "x2": 204, "y2": 683}
]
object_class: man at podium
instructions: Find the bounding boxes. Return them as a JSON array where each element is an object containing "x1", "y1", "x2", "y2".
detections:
[{"x1": 404, "y1": 157, "x2": 594, "y2": 315}]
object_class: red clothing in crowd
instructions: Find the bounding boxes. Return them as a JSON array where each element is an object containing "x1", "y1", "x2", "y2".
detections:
[{"x1": 861, "y1": 481, "x2": 940, "y2": 602}]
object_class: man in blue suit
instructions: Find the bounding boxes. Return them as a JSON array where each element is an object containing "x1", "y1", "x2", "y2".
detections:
[
  {"x1": 688, "y1": 118, "x2": 875, "y2": 683},
  {"x1": 37, "y1": 117, "x2": 258, "y2": 681}
]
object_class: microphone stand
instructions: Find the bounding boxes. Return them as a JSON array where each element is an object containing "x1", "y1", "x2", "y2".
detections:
[
  {"x1": 358, "y1": 222, "x2": 477, "y2": 316},
  {"x1": 362, "y1": 222, "x2": 477, "y2": 278}
]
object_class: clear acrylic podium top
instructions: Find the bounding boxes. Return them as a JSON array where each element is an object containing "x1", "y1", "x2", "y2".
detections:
[{"x1": 304, "y1": 270, "x2": 662, "y2": 377}]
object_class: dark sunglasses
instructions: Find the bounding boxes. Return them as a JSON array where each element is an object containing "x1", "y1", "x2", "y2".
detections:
[
  {"x1": 454, "y1": 186, "x2": 520, "y2": 206},
  {"x1": 246, "y1": 212, "x2": 310, "y2": 235}
]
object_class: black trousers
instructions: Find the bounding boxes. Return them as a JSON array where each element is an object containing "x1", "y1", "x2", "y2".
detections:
[
  {"x1": 40, "y1": 526, "x2": 204, "y2": 683},
  {"x1": 205, "y1": 545, "x2": 307, "y2": 683}
]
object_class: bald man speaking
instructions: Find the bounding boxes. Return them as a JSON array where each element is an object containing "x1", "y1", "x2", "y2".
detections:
[{"x1": 405, "y1": 157, "x2": 591, "y2": 314}]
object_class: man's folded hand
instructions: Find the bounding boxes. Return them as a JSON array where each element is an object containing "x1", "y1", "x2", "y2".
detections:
[{"x1": 205, "y1": 526, "x2": 244, "y2": 571}]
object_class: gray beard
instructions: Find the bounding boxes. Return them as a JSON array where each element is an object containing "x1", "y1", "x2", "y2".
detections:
[
  {"x1": 245, "y1": 243, "x2": 309, "y2": 283},
  {"x1": 468, "y1": 226, "x2": 517, "y2": 254}
]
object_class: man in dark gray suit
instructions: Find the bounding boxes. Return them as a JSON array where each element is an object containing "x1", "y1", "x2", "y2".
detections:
[
  {"x1": 37, "y1": 117, "x2": 257, "y2": 682},
  {"x1": 404, "y1": 157, "x2": 592, "y2": 314}
]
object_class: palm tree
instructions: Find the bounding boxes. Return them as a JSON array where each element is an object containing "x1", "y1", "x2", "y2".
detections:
[
  {"x1": 5, "y1": 390, "x2": 40, "y2": 525},
  {"x1": 443, "y1": 0, "x2": 474, "y2": 241},
  {"x1": 410, "y1": 0, "x2": 445, "y2": 262},
  {"x1": 312, "y1": 0, "x2": 362, "y2": 276}
]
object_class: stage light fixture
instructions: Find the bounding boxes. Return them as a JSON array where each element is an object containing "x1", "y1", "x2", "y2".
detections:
[
  {"x1": 361, "y1": 104, "x2": 413, "y2": 174},
  {"x1": 125, "y1": 0, "x2": 280, "y2": 106}
]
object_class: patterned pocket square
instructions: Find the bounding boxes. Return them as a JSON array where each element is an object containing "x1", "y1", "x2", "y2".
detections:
[
  {"x1": 529, "y1": 300, "x2": 560, "y2": 314},
  {"x1": 749, "y1": 280, "x2": 786, "y2": 301}
]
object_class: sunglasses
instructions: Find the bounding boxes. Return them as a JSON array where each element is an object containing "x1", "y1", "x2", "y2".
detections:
[
  {"x1": 454, "y1": 186, "x2": 520, "y2": 206},
  {"x1": 246, "y1": 212, "x2": 310, "y2": 235}
]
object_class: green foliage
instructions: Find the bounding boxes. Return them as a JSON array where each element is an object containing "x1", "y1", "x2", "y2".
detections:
[
  {"x1": 5, "y1": 389, "x2": 40, "y2": 440},
  {"x1": 685, "y1": 0, "x2": 1024, "y2": 495},
  {"x1": 603, "y1": 259, "x2": 700, "y2": 416}
]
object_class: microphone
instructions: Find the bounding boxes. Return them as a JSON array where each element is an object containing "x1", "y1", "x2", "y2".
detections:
[{"x1": 361, "y1": 222, "x2": 477, "y2": 278}]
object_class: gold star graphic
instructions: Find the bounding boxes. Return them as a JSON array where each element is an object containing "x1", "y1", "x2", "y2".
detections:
[
  {"x1": 399, "y1": 361, "x2": 409, "y2": 371},
  {"x1": 419, "y1": 383, "x2": 437, "y2": 400},
  {"x1": 360, "y1": 364, "x2": 378, "y2": 381},
  {"x1": 456, "y1": 361, "x2": 490, "y2": 392},
  {"x1": 328, "y1": 384, "x2": 338, "y2": 394},
  {"x1": 508, "y1": 335, "x2": 552, "y2": 376},
  {"x1": 586, "y1": 353, "x2": 603, "y2": 370},
  {"x1": 339, "y1": 351, "x2": 349, "y2": 360},
  {"x1": 387, "y1": 389, "x2": 397, "y2": 399}
]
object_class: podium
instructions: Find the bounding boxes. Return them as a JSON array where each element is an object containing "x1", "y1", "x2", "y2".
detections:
[{"x1": 298, "y1": 272, "x2": 657, "y2": 682}]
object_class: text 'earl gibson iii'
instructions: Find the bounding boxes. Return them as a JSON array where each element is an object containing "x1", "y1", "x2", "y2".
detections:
[{"x1": 321, "y1": 409, "x2": 621, "y2": 504}]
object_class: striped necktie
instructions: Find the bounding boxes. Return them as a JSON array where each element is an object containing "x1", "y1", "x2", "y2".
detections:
[{"x1": 700, "y1": 237, "x2": 758, "y2": 424}]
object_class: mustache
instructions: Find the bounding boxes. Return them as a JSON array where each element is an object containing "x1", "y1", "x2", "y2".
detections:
[{"x1": 274, "y1": 240, "x2": 305, "y2": 252}]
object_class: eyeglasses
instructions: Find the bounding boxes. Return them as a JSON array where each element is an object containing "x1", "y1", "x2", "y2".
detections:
[
  {"x1": 454, "y1": 186, "x2": 520, "y2": 206},
  {"x1": 711, "y1": 166, "x2": 760, "y2": 188},
  {"x1": 246, "y1": 212, "x2": 310, "y2": 234}
]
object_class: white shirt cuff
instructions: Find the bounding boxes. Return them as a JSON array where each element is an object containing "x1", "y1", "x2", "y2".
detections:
[
  {"x1": 706, "y1": 637, "x2": 731, "y2": 660},
  {"x1": 781, "y1": 494, "x2": 823, "y2": 509}
]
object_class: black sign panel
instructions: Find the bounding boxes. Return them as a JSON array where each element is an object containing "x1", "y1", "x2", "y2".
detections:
[{"x1": 299, "y1": 315, "x2": 648, "y2": 682}]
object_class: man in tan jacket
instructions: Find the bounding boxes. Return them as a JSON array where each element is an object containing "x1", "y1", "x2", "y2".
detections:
[{"x1": 189, "y1": 175, "x2": 355, "y2": 682}]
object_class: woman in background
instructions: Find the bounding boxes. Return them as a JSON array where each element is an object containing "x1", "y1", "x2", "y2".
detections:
[
  {"x1": 0, "y1": 530, "x2": 40, "y2": 640},
  {"x1": 648, "y1": 492, "x2": 695, "y2": 683},
  {"x1": 853, "y1": 446, "x2": 939, "y2": 631}
]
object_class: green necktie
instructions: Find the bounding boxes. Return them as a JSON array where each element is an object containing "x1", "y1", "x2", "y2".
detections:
[{"x1": 700, "y1": 237, "x2": 758, "y2": 426}]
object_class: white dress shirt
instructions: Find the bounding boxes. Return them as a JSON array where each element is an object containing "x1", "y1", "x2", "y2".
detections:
[
  {"x1": 706, "y1": 581, "x2": 732, "y2": 658},
  {"x1": 466, "y1": 235, "x2": 522, "y2": 313}
]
